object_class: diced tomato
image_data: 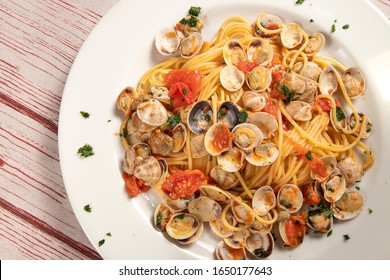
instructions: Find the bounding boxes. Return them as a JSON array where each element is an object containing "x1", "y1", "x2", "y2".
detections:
[
  {"x1": 175, "y1": 23, "x2": 184, "y2": 31},
  {"x1": 301, "y1": 183, "x2": 321, "y2": 205},
  {"x1": 123, "y1": 172, "x2": 150, "y2": 198},
  {"x1": 266, "y1": 23, "x2": 280, "y2": 30},
  {"x1": 167, "y1": 82, "x2": 196, "y2": 108},
  {"x1": 236, "y1": 61, "x2": 260, "y2": 74},
  {"x1": 314, "y1": 98, "x2": 332, "y2": 112},
  {"x1": 293, "y1": 142, "x2": 328, "y2": 179},
  {"x1": 283, "y1": 214, "x2": 307, "y2": 247},
  {"x1": 270, "y1": 70, "x2": 284, "y2": 88},
  {"x1": 262, "y1": 98, "x2": 279, "y2": 120},
  {"x1": 161, "y1": 169, "x2": 207, "y2": 200}
]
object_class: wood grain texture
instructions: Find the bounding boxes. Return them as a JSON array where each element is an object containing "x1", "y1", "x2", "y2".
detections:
[{"x1": 0, "y1": 0, "x2": 389, "y2": 260}]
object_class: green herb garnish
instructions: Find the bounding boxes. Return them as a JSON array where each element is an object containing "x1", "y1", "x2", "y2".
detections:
[
  {"x1": 254, "y1": 248, "x2": 267, "y2": 257},
  {"x1": 342, "y1": 24, "x2": 350, "y2": 29},
  {"x1": 98, "y1": 239, "x2": 105, "y2": 247},
  {"x1": 156, "y1": 211, "x2": 163, "y2": 229},
  {"x1": 175, "y1": 213, "x2": 185, "y2": 220},
  {"x1": 106, "y1": 232, "x2": 112, "y2": 237},
  {"x1": 281, "y1": 85, "x2": 296, "y2": 103},
  {"x1": 204, "y1": 114, "x2": 211, "y2": 123},
  {"x1": 84, "y1": 204, "x2": 92, "y2": 213},
  {"x1": 80, "y1": 111, "x2": 90, "y2": 119},
  {"x1": 189, "y1": 6, "x2": 201, "y2": 16},
  {"x1": 343, "y1": 234, "x2": 350, "y2": 241},
  {"x1": 119, "y1": 128, "x2": 128, "y2": 138},
  {"x1": 368, "y1": 208, "x2": 373, "y2": 214},
  {"x1": 238, "y1": 109, "x2": 248, "y2": 124},
  {"x1": 182, "y1": 88, "x2": 188, "y2": 94},
  {"x1": 331, "y1": 23, "x2": 336, "y2": 33},
  {"x1": 77, "y1": 144, "x2": 94, "y2": 157},
  {"x1": 180, "y1": 16, "x2": 198, "y2": 27},
  {"x1": 218, "y1": 109, "x2": 227, "y2": 116},
  {"x1": 164, "y1": 115, "x2": 181, "y2": 128},
  {"x1": 355, "y1": 186, "x2": 360, "y2": 191},
  {"x1": 327, "y1": 230, "x2": 333, "y2": 237},
  {"x1": 296, "y1": 0, "x2": 305, "y2": 4},
  {"x1": 310, "y1": 19, "x2": 314, "y2": 23},
  {"x1": 305, "y1": 151, "x2": 313, "y2": 161},
  {"x1": 335, "y1": 106, "x2": 346, "y2": 121}
]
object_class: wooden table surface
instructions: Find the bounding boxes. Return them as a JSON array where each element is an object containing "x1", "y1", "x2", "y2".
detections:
[{"x1": 1, "y1": 0, "x2": 389, "y2": 260}]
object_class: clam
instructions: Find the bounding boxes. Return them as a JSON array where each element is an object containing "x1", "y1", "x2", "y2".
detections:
[
  {"x1": 217, "y1": 146, "x2": 245, "y2": 172},
  {"x1": 137, "y1": 99, "x2": 168, "y2": 126},
  {"x1": 279, "y1": 214, "x2": 306, "y2": 247},
  {"x1": 310, "y1": 155, "x2": 337, "y2": 183},
  {"x1": 217, "y1": 101, "x2": 240, "y2": 129},
  {"x1": 252, "y1": 186, "x2": 276, "y2": 216},
  {"x1": 321, "y1": 168, "x2": 346, "y2": 203},
  {"x1": 276, "y1": 206, "x2": 290, "y2": 222},
  {"x1": 209, "y1": 212, "x2": 236, "y2": 238},
  {"x1": 246, "y1": 66, "x2": 272, "y2": 92},
  {"x1": 276, "y1": 184, "x2": 303, "y2": 213},
  {"x1": 319, "y1": 65, "x2": 338, "y2": 95},
  {"x1": 246, "y1": 142, "x2": 279, "y2": 167},
  {"x1": 255, "y1": 13, "x2": 284, "y2": 37},
  {"x1": 332, "y1": 189, "x2": 364, "y2": 220},
  {"x1": 187, "y1": 101, "x2": 213, "y2": 134},
  {"x1": 215, "y1": 240, "x2": 246, "y2": 260},
  {"x1": 285, "y1": 101, "x2": 313, "y2": 122},
  {"x1": 190, "y1": 132, "x2": 209, "y2": 158},
  {"x1": 223, "y1": 40, "x2": 246, "y2": 66},
  {"x1": 155, "y1": 27, "x2": 180, "y2": 56},
  {"x1": 133, "y1": 142, "x2": 151, "y2": 158},
  {"x1": 246, "y1": 38, "x2": 273, "y2": 66},
  {"x1": 224, "y1": 228, "x2": 250, "y2": 249},
  {"x1": 293, "y1": 61, "x2": 322, "y2": 82},
  {"x1": 241, "y1": 91, "x2": 267, "y2": 111},
  {"x1": 295, "y1": 80, "x2": 317, "y2": 105},
  {"x1": 204, "y1": 123, "x2": 234, "y2": 156},
  {"x1": 307, "y1": 205, "x2": 333, "y2": 233},
  {"x1": 247, "y1": 112, "x2": 278, "y2": 138},
  {"x1": 248, "y1": 213, "x2": 273, "y2": 235},
  {"x1": 162, "y1": 195, "x2": 194, "y2": 213},
  {"x1": 342, "y1": 67, "x2": 365, "y2": 99},
  {"x1": 166, "y1": 213, "x2": 201, "y2": 241},
  {"x1": 151, "y1": 86, "x2": 170, "y2": 104},
  {"x1": 128, "y1": 112, "x2": 155, "y2": 134},
  {"x1": 337, "y1": 157, "x2": 364, "y2": 187},
  {"x1": 154, "y1": 203, "x2": 171, "y2": 232},
  {"x1": 347, "y1": 112, "x2": 372, "y2": 139},
  {"x1": 278, "y1": 72, "x2": 306, "y2": 95},
  {"x1": 116, "y1": 86, "x2": 138, "y2": 115},
  {"x1": 280, "y1": 23, "x2": 303, "y2": 49},
  {"x1": 171, "y1": 123, "x2": 187, "y2": 152},
  {"x1": 180, "y1": 32, "x2": 203, "y2": 59},
  {"x1": 177, "y1": 16, "x2": 204, "y2": 37},
  {"x1": 220, "y1": 65, "x2": 245, "y2": 92},
  {"x1": 245, "y1": 233, "x2": 274, "y2": 259},
  {"x1": 148, "y1": 129, "x2": 174, "y2": 156},
  {"x1": 123, "y1": 146, "x2": 136, "y2": 175},
  {"x1": 304, "y1": 33, "x2": 325, "y2": 56},
  {"x1": 177, "y1": 220, "x2": 204, "y2": 245},
  {"x1": 133, "y1": 156, "x2": 162, "y2": 186},
  {"x1": 188, "y1": 196, "x2": 222, "y2": 222},
  {"x1": 210, "y1": 166, "x2": 240, "y2": 190},
  {"x1": 199, "y1": 185, "x2": 230, "y2": 202},
  {"x1": 231, "y1": 201, "x2": 255, "y2": 226},
  {"x1": 232, "y1": 123, "x2": 263, "y2": 152}
]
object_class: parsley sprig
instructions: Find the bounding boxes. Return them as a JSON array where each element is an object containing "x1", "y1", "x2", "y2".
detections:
[{"x1": 77, "y1": 144, "x2": 94, "y2": 157}]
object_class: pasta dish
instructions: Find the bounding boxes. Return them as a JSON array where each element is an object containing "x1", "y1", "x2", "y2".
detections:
[{"x1": 116, "y1": 7, "x2": 374, "y2": 259}]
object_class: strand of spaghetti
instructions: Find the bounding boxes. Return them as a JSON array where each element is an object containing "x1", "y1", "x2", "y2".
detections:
[
  {"x1": 256, "y1": 14, "x2": 283, "y2": 35},
  {"x1": 288, "y1": 31, "x2": 310, "y2": 69},
  {"x1": 267, "y1": 108, "x2": 284, "y2": 184},
  {"x1": 234, "y1": 171, "x2": 253, "y2": 199},
  {"x1": 186, "y1": 131, "x2": 193, "y2": 170},
  {"x1": 345, "y1": 135, "x2": 375, "y2": 169},
  {"x1": 314, "y1": 56, "x2": 348, "y2": 71},
  {"x1": 120, "y1": 116, "x2": 130, "y2": 150}
]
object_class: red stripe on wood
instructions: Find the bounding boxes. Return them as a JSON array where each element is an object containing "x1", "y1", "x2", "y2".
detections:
[{"x1": 0, "y1": 197, "x2": 102, "y2": 260}]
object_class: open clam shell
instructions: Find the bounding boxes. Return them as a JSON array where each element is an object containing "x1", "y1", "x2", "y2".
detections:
[
  {"x1": 155, "y1": 27, "x2": 180, "y2": 56},
  {"x1": 232, "y1": 123, "x2": 263, "y2": 152},
  {"x1": 279, "y1": 214, "x2": 306, "y2": 247},
  {"x1": 209, "y1": 166, "x2": 240, "y2": 190},
  {"x1": 304, "y1": 33, "x2": 325, "y2": 56},
  {"x1": 310, "y1": 155, "x2": 337, "y2": 183},
  {"x1": 347, "y1": 112, "x2": 372, "y2": 139},
  {"x1": 166, "y1": 213, "x2": 200, "y2": 241},
  {"x1": 220, "y1": 65, "x2": 245, "y2": 92},
  {"x1": 276, "y1": 184, "x2": 303, "y2": 214},
  {"x1": 180, "y1": 32, "x2": 203, "y2": 59},
  {"x1": 246, "y1": 66, "x2": 272, "y2": 92},
  {"x1": 246, "y1": 38, "x2": 273, "y2": 66},
  {"x1": 204, "y1": 123, "x2": 234, "y2": 156},
  {"x1": 137, "y1": 99, "x2": 168, "y2": 126},
  {"x1": 321, "y1": 168, "x2": 346, "y2": 203},
  {"x1": 337, "y1": 157, "x2": 364, "y2": 187},
  {"x1": 241, "y1": 91, "x2": 267, "y2": 112},
  {"x1": 154, "y1": 203, "x2": 171, "y2": 232},
  {"x1": 187, "y1": 101, "x2": 213, "y2": 134},
  {"x1": 223, "y1": 40, "x2": 246, "y2": 66},
  {"x1": 281, "y1": 23, "x2": 303, "y2": 49},
  {"x1": 319, "y1": 65, "x2": 338, "y2": 95},
  {"x1": 217, "y1": 101, "x2": 240, "y2": 129},
  {"x1": 252, "y1": 186, "x2": 276, "y2": 216},
  {"x1": 245, "y1": 232, "x2": 274, "y2": 259},
  {"x1": 342, "y1": 67, "x2": 365, "y2": 99},
  {"x1": 256, "y1": 12, "x2": 284, "y2": 37},
  {"x1": 209, "y1": 212, "x2": 236, "y2": 238},
  {"x1": 332, "y1": 189, "x2": 364, "y2": 220},
  {"x1": 247, "y1": 112, "x2": 278, "y2": 138},
  {"x1": 215, "y1": 240, "x2": 246, "y2": 260},
  {"x1": 188, "y1": 196, "x2": 222, "y2": 222},
  {"x1": 307, "y1": 205, "x2": 333, "y2": 233},
  {"x1": 224, "y1": 228, "x2": 250, "y2": 249},
  {"x1": 285, "y1": 101, "x2": 313, "y2": 122},
  {"x1": 245, "y1": 142, "x2": 279, "y2": 167},
  {"x1": 217, "y1": 146, "x2": 245, "y2": 172}
]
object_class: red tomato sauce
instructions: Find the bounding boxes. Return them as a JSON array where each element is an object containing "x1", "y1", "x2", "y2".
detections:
[
  {"x1": 284, "y1": 215, "x2": 306, "y2": 247},
  {"x1": 211, "y1": 124, "x2": 233, "y2": 153},
  {"x1": 123, "y1": 172, "x2": 150, "y2": 198},
  {"x1": 236, "y1": 61, "x2": 260, "y2": 74}
]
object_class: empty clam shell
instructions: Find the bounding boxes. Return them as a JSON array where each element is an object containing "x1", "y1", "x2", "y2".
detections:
[
  {"x1": 223, "y1": 40, "x2": 246, "y2": 66},
  {"x1": 155, "y1": 27, "x2": 180, "y2": 56},
  {"x1": 281, "y1": 23, "x2": 303, "y2": 49},
  {"x1": 246, "y1": 38, "x2": 273, "y2": 66},
  {"x1": 180, "y1": 32, "x2": 203, "y2": 59},
  {"x1": 332, "y1": 189, "x2": 364, "y2": 220},
  {"x1": 215, "y1": 240, "x2": 246, "y2": 260},
  {"x1": 188, "y1": 196, "x2": 222, "y2": 222},
  {"x1": 217, "y1": 147, "x2": 245, "y2": 172},
  {"x1": 246, "y1": 66, "x2": 272, "y2": 92},
  {"x1": 319, "y1": 65, "x2": 338, "y2": 95},
  {"x1": 252, "y1": 186, "x2": 276, "y2": 216},
  {"x1": 220, "y1": 65, "x2": 245, "y2": 92}
]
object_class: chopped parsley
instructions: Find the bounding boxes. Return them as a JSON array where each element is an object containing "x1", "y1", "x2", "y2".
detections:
[
  {"x1": 237, "y1": 109, "x2": 248, "y2": 124},
  {"x1": 119, "y1": 128, "x2": 128, "y2": 138},
  {"x1": 204, "y1": 114, "x2": 211, "y2": 122},
  {"x1": 156, "y1": 211, "x2": 163, "y2": 229},
  {"x1": 80, "y1": 111, "x2": 90, "y2": 119},
  {"x1": 305, "y1": 151, "x2": 313, "y2": 161},
  {"x1": 336, "y1": 106, "x2": 346, "y2": 122},
  {"x1": 310, "y1": 19, "x2": 314, "y2": 23},
  {"x1": 254, "y1": 248, "x2": 267, "y2": 257},
  {"x1": 281, "y1": 85, "x2": 296, "y2": 103},
  {"x1": 182, "y1": 88, "x2": 188, "y2": 94},
  {"x1": 342, "y1": 24, "x2": 350, "y2": 29},
  {"x1": 355, "y1": 186, "x2": 360, "y2": 191},
  {"x1": 343, "y1": 234, "x2": 350, "y2": 241},
  {"x1": 107, "y1": 119, "x2": 111, "y2": 123},
  {"x1": 98, "y1": 239, "x2": 105, "y2": 247},
  {"x1": 331, "y1": 23, "x2": 336, "y2": 33},
  {"x1": 368, "y1": 208, "x2": 373, "y2": 214},
  {"x1": 164, "y1": 115, "x2": 181, "y2": 128},
  {"x1": 106, "y1": 232, "x2": 112, "y2": 237},
  {"x1": 218, "y1": 109, "x2": 227, "y2": 116},
  {"x1": 77, "y1": 144, "x2": 94, "y2": 157},
  {"x1": 309, "y1": 203, "x2": 334, "y2": 219},
  {"x1": 180, "y1": 16, "x2": 198, "y2": 27},
  {"x1": 188, "y1": 6, "x2": 201, "y2": 16},
  {"x1": 84, "y1": 204, "x2": 92, "y2": 213},
  {"x1": 327, "y1": 230, "x2": 333, "y2": 237},
  {"x1": 296, "y1": 0, "x2": 305, "y2": 4},
  {"x1": 175, "y1": 213, "x2": 185, "y2": 220}
]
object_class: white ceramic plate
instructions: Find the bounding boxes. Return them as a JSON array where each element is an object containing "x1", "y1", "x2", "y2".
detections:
[{"x1": 59, "y1": 0, "x2": 390, "y2": 259}]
